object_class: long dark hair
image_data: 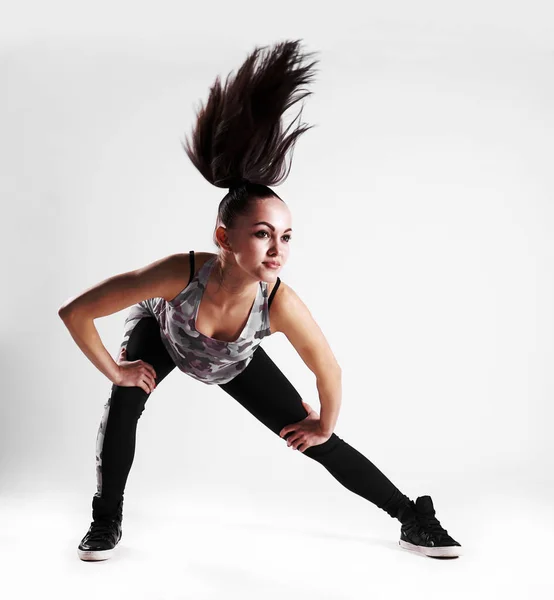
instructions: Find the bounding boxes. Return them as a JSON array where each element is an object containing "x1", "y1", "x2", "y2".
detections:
[{"x1": 181, "y1": 39, "x2": 319, "y2": 250}]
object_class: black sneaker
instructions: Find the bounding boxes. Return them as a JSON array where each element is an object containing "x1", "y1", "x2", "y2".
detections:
[
  {"x1": 398, "y1": 495, "x2": 462, "y2": 558},
  {"x1": 77, "y1": 518, "x2": 122, "y2": 561}
]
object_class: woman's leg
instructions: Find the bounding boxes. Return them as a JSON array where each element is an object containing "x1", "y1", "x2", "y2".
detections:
[
  {"x1": 218, "y1": 345, "x2": 412, "y2": 521},
  {"x1": 92, "y1": 316, "x2": 177, "y2": 521}
]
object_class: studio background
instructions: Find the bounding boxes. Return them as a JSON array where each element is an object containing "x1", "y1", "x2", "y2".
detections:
[{"x1": 1, "y1": 1, "x2": 552, "y2": 597}]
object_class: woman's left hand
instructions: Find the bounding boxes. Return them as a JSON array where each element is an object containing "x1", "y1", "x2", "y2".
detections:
[{"x1": 279, "y1": 401, "x2": 332, "y2": 453}]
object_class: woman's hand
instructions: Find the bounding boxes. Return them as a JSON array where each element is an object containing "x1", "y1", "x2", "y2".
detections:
[
  {"x1": 115, "y1": 347, "x2": 158, "y2": 394},
  {"x1": 279, "y1": 401, "x2": 332, "y2": 453}
]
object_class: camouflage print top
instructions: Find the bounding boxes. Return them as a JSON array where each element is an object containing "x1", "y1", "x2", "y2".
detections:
[{"x1": 120, "y1": 252, "x2": 275, "y2": 385}]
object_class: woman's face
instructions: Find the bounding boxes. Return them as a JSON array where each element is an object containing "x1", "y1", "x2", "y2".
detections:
[{"x1": 219, "y1": 196, "x2": 293, "y2": 281}]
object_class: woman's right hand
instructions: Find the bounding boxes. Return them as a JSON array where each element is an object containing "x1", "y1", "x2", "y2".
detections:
[{"x1": 115, "y1": 347, "x2": 157, "y2": 394}]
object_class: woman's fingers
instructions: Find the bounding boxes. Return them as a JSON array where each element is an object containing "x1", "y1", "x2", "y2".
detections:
[
  {"x1": 144, "y1": 374, "x2": 156, "y2": 392},
  {"x1": 120, "y1": 349, "x2": 157, "y2": 381},
  {"x1": 141, "y1": 361, "x2": 157, "y2": 381}
]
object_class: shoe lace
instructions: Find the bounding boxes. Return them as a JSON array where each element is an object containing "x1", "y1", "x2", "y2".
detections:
[
  {"x1": 417, "y1": 513, "x2": 450, "y2": 541},
  {"x1": 87, "y1": 519, "x2": 119, "y2": 542}
]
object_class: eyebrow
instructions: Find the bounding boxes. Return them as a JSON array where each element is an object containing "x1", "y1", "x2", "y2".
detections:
[{"x1": 253, "y1": 221, "x2": 293, "y2": 233}]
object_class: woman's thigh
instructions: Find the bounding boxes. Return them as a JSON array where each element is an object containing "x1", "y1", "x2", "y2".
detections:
[
  {"x1": 122, "y1": 316, "x2": 176, "y2": 389},
  {"x1": 218, "y1": 345, "x2": 343, "y2": 459},
  {"x1": 102, "y1": 316, "x2": 176, "y2": 428}
]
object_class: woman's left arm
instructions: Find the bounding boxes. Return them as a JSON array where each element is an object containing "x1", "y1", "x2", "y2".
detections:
[
  {"x1": 270, "y1": 283, "x2": 342, "y2": 434},
  {"x1": 315, "y1": 368, "x2": 342, "y2": 434}
]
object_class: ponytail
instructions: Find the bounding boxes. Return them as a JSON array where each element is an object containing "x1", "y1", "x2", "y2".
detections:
[{"x1": 181, "y1": 39, "x2": 319, "y2": 249}]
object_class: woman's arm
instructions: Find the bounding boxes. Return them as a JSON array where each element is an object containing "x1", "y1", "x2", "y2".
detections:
[
  {"x1": 270, "y1": 282, "x2": 342, "y2": 433},
  {"x1": 58, "y1": 253, "x2": 188, "y2": 383},
  {"x1": 315, "y1": 369, "x2": 342, "y2": 435},
  {"x1": 59, "y1": 312, "x2": 123, "y2": 384}
]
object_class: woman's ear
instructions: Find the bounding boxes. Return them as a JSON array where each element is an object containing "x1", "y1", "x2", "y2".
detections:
[{"x1": 215, "y1": 225, "x2": 232, "y2": 251}]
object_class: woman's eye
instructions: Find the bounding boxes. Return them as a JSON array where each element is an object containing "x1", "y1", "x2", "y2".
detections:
[{"x1": 255, "y1": 231, "x2": 291, "y2": 242}]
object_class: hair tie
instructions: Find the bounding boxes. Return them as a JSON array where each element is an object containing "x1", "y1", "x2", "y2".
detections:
[{"x1": 229, "y1": 179, "x2": 250, "y2": 190}]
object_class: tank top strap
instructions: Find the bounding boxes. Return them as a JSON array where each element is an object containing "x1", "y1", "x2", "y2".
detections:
[
  {"x1": 268, "y1": 277, "x2": 281, "y2": 309},
  {"x1": 187, "y1": 250, "x2": 195, "y2": 287}
]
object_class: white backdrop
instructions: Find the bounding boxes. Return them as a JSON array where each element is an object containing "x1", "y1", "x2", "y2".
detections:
[{"x1": 1, "y1": 1, "x2": 553, "y2": 598}]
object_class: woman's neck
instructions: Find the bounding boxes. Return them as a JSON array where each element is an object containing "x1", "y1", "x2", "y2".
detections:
[{"x1": 208, "y1": 260, "x2": 259, "y2": 309}]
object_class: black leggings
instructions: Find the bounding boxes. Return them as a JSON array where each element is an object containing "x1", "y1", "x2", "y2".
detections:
[{"x1": 92, "y1": 317, "x2": 412, "y2": 522}]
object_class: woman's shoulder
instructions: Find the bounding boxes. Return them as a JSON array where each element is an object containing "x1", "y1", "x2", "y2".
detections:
[
  {"x1": 172, "y1": 251, "x2": 214, "y2": 277},
  {"x1": 163, "y1": 251, "x2": 214, "y2": 302}
]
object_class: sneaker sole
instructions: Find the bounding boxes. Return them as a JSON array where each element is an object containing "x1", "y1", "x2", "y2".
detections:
[
  {"x1": 77, "y1": 547, "x2": 116, "y2": 561},
  {"x1": 399, "y1": 539, "x2": 462, "y2": 558}
]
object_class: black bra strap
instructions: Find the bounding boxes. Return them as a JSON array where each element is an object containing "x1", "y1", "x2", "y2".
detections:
[
  {"x1": 187, "y1": 250, "x2": 195, "y2": 286},
  {"x1": 268, "y1": 277, "x2": 281, "y2": 309}
]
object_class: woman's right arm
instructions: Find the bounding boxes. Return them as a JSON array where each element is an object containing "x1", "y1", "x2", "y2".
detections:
[
  {"x1": 58, "y1": 253, "x2": 190, "y2": 384},
  {"x1": 58, "y1": 312, "x2": 125, "y2": 384}
]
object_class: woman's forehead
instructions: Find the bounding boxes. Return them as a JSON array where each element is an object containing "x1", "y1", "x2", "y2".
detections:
[{"x1": 248, "y1": 197, "x2": 291, "y2": 221}]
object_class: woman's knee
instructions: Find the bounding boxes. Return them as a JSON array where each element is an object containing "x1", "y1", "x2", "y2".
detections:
[
  {"x1": 108, "y1": 384, "x2": 149, "y2": 420},
  {"x1": 303, "y1": 433, "x2": 345, "y2": 460}
]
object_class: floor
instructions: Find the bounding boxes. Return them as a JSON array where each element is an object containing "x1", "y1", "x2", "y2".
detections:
[{"x1": 2, "y1": 476, "x2": 552, "y2": 600}]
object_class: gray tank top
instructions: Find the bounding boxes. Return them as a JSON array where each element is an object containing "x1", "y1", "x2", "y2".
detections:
[{"x1": 120, "y1": 252, "x2": 277, "y2": 385}]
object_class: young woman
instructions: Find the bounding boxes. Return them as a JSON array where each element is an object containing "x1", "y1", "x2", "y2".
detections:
[{"x1": 59, "y1": 39, "x2": 462, "y2": 561}]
